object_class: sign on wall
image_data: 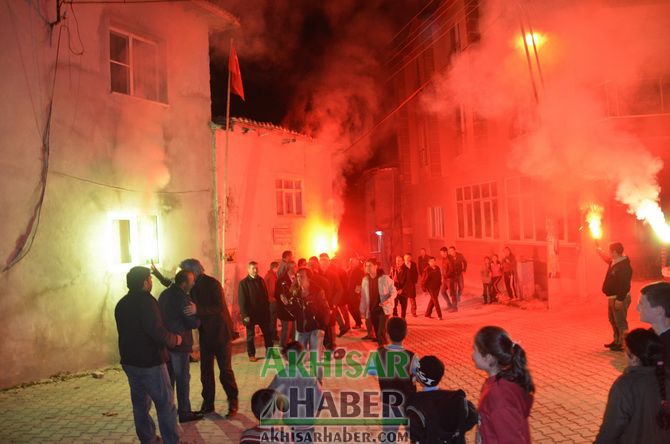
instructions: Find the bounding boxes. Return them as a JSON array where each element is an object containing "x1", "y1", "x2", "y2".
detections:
[{"x1": 273, "y1": 227, "x2": 293, "y2": 245}]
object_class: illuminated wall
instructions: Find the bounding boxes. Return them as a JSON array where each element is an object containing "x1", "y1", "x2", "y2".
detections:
[
  {"x1": 0, "y1": 1, "x2": 234, "y2": 388},
  {"x1": 215, "y1": 120, "x2": 336, "y2": 324}
]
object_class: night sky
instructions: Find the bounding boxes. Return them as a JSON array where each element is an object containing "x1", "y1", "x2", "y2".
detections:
[{"x1": 210, "y1": 1, "x2": 426, "y2": 131}]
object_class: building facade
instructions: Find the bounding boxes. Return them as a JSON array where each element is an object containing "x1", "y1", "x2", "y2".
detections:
[
  {"x1": 214, "y1": 118, "x2": 336, "y2": 325},
  {"x1": 380, "y1": 0, "x2": 670, "y2": 302},
  {"x1": 0, "y1": 0, "x2": 237, "y2": 388}
]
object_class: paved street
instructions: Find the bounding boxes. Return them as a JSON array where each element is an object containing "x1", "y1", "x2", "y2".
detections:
[{"x1": 0, "y1": 283, "x2": 649, "y2": 443}]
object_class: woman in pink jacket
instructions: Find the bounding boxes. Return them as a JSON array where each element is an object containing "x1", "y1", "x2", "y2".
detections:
[{"x1": 472, "y1": 326, "x2": 534, "y2": 444}]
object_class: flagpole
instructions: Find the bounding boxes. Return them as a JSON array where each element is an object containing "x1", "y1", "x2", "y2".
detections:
[{"x1": 222, "y1": 37, "x2": 232, "y2": 290}]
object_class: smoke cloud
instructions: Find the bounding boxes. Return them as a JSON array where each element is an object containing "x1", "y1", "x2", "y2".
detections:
[{"x1": 427, "y1": 0, "x2": 670, "y2": 226}]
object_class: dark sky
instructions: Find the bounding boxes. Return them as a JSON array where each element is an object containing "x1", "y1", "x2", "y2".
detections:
[{"x1": 210, "y1": 1, "x2": 427, "y2": 128}]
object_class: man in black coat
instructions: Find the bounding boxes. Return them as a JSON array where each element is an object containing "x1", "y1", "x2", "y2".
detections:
[
  {"x1": 158, "y1": 270, "x2": 202, "y2": 423},
  {"x1": 598, "y1": 242, "x2": 633, "y2": 351},
  {"x1": 180, "y1": 258, "x2": 238, "y2": 418},
  {"x1": 422, "y1": 257, "x2": 443, "y2": 320},
  {"x1": 402, "y1": 253, "x2": 419, "y2": 317},
  {"x1": 238, "y1": 261, "x2": 273, "y2": 362},
  {"x1": 115, "y1": 266, "x2": 182, "y2": 444}
]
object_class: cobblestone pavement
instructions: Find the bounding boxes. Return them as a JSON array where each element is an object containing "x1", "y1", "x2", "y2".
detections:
[{"x1": 0, "y1": 284, "x2": 649, "y2": 443}]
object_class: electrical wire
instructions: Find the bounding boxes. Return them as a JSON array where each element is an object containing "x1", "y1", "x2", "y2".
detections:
[
  {"x1": 3, "y1": 13, "x2": 64, "y2": 273},
  {"x1": 339, "y1": 0, "x2": 486, "y2": 155},
  {"x1": 50, "y1": 170, "x2": 211, "y2": 194}
]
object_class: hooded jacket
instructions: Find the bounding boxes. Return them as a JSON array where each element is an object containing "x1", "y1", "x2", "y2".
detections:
[{"x1": 601, "y1": 256, "x2": 633, "y2": 301}]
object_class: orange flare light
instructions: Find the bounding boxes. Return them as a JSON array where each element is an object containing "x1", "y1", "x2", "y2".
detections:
[
  {"x1": 301, "y1": 218, "x2": 339, "y2": 257},
  {"x1": 585, "y1": 204, "x2": 604, "y2": 240},
  {"x1": 634, "y1": 199, "x2": 670, "y2": 243}
]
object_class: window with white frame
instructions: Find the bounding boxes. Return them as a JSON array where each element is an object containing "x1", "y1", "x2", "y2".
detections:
[
  {"x1": 505, "y1": 177, "x2": 578, "y2": 243},
  {"x1": 276, "y1": 179, "x2": 303, "y2": 216},
  {"x1": 109, "y1": 30, "x2": 166, "y2": 102},
  {"x1": 428, "y1": 206, "x2": 445, "y2": 238},
  {"x1": 456, "y1": 182, "x2": 499, "y2": 240}
]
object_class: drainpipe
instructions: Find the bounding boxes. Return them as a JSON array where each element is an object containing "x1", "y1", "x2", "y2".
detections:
[{"x1": 209, "y1": 121, "x2": 223, "y2": 284}]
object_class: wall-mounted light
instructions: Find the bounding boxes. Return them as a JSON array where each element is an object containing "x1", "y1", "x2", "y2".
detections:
[{"x1": 375, "y1": 230, "x2": 383, "y2": 236}]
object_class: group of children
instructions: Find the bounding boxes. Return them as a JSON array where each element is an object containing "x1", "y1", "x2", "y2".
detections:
[
  {"x1": 240, "y1": 318, "x2": 535, "y2": 444},
  {"x1": 479, "y1": 247, "x2": 520, "y2": 304}
]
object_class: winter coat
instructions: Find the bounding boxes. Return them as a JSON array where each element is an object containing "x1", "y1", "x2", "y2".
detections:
[
  {"x1": 478, "y1": 376, "x2": 534, "y2": 444},
  {"x1": 238, "y1": 275, "x2": 271, "y2": 323},
  {"x1": 115, "y1": 290, "x2": 179, "y2": 367},
  {"x1": 284, "y1": 284, "x2": 330, "y2": 333},
  {"x1": 191, "y1": 274, "x2": 234, "y2": 348},
  {"x1": 157, "y1": 285, "x2": 199, "y2": 353},
  {"x1": 422, "y1": 265, "x2": 442, "y2": 292},
  {"x1": 360, "y1": 272, "x2": 397, "y2": 317},
  {"x1": 274, "y1": 272, "x2": 296, "y2": 321},
  {"x1": 399, "y1": 262, "x2": 419, "y2": 298},
  {"x1": 594, "y1": 366, "x2": 670, "y2": 444},
  {"x1": 407, "y1": 389, "x2": 478, "y2": 444}
]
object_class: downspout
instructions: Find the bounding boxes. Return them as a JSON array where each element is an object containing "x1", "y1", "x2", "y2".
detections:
[{"x1": 209, "y1": 121, "x2": 223, "y2": 283}]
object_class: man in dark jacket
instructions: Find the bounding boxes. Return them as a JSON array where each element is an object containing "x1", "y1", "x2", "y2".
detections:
[
  {"x1": 439, "y1": 247, "x2": 454, "y2": 311},
  {"x1": 158, "y1": 270, "x2": 202, "y2": 423},
  {"x1": 422, "y1": 257, "x2": 443, "y2": 320},
  {"x1": 180, "y1": 258, "x2": 238, "y2": 418},
  {"x1": 447, "y1": 246, "x2": 467, "y2": 312},
  {"x1": 238, "y1": 261, "x2": 273, "y2": 362},
  {"x1": 598, "y1": 242, "x2": 633, "y2": 351},
  {"x1": 115, "y1": 266, "x2": 182, "y2": 444}
]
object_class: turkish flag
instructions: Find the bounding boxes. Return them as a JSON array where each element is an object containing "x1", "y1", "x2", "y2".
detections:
[{"x1": 229, "y1": 44, "x2": 245, "y2": 101}]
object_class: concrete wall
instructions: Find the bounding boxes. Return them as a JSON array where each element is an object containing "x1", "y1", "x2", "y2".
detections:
[
  {"x1": 215, "y1": 120, "x2": 336, "y2": 327},
  {"x1": 0, "y1": 1, "x2": 231, "y2": 388}
]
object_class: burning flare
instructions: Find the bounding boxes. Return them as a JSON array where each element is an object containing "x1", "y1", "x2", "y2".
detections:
[
  {"x1": 585, "y1": 204, "x2": 604, "y2": 240},
  {"x1": 634, "y1": 199, "x2": 670, "y2": 243},
  {"x1": 301, "y1": 218, "x2": 339, "y2": 257}
]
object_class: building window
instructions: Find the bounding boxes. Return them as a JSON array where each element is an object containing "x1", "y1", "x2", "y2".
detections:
[
  {"x1": 109, "y1": 30, "x2": 166, "y2": 102},
  {"x1": 456, "y1": 182, "x2": 499, "y2": 240},
  {"x1": 454, "y1": 105, "x2": 466, "y2": 155},
  {"x1": 603, "y1": 76, "x2": 670, "y2": 117},
  {"x1": 505, "y1": 177, "x2": 577, "y2": 243},
  {"x1": 276, "y1": 179, "x2": 303, "y2": 216},
  {"x1": 428, "y1": 206, "x2": 445, "y2": 238},
  {"x1": 108, "y1": 213, "x2": 160, "y2": 266}
]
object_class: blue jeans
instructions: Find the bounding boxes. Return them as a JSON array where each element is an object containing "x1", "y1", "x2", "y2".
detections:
[
  {"x1": 122, "y1": 364, "x2": 180, "y2": 444},
  {"x1": 168, "y1": 352, "x2": 192, "y2": 417}
]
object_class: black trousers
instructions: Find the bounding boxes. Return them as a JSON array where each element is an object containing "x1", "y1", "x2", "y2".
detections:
[
  {"x1": 245, "y1": 319, "x2": 274, "y2": 357},
  {"x1": 425, "y1": 288, "x2": 442, "y2": 318},
  {"x1": 200, "y1": 342, "x2": 238, "y2": 409},
  {"x1": 393, "y1": 295, "x2": 408, "y2": 318},
  {"x1": 348, "y1": 295, "x2": 363, "y2": 326},
  {"x1": 370, "y1": 307, "x2": 388, "y2": 346}
]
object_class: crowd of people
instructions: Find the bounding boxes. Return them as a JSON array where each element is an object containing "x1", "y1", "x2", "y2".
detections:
[{"x1": 113, "y1": 243, "x2": 670, "y2": 444}]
